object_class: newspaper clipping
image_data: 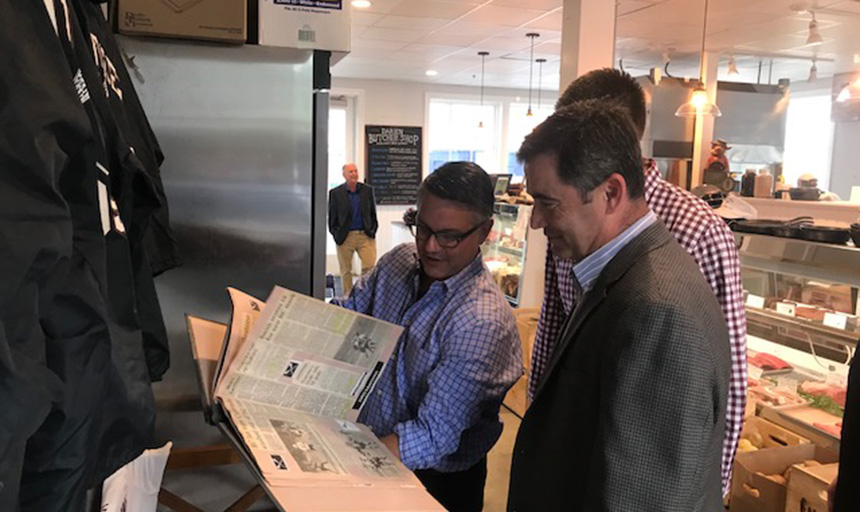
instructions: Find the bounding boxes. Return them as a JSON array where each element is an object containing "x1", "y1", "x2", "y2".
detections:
[{"x1": 214, "y1": 286, "x2": 410, "y2": 486}]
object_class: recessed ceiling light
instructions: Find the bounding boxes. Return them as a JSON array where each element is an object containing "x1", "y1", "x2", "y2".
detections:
[
  {"x1": 352, "y1": 0, "x2": 371, "y2": 8},
  {"x1": 425, "y1": 70, "x2": 438, "y2": 77}
]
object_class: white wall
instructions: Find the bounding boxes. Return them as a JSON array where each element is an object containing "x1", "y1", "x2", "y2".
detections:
[
  {"x1": 830, "y1": 121, "x2": 860, "y2": 202},
  {"x1": 328, "y1": 77, "x2": 557, "y2": 270}
]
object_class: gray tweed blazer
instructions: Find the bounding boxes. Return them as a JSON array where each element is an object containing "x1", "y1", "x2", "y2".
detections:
[{"x1": 508, "y1": 221, "x2": 730, "y2": 512}]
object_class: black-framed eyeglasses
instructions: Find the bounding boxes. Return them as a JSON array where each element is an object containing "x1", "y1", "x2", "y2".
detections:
[{"x1": 408, "y1": 220, "x2": 486, "y2": 249}]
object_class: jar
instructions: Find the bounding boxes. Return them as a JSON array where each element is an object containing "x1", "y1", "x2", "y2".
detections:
[{"x1": 741, "y1": 169, "x2": 757, "y2": 197}]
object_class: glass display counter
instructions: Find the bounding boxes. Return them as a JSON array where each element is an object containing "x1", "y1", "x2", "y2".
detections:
[
  {"x1": 482, "y1": 203, "x2": 532, "y2": 306},
  {"x1": 736, "y1": 232, "x2": 858, "y2": 450},
  {"x1": 736, "y1": 233, "x2": 859, "y2": 362}
]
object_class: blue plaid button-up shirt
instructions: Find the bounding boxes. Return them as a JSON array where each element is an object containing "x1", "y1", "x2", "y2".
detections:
[{"x1": 332, "y1": 243, "x2": 522, "y2": 472}]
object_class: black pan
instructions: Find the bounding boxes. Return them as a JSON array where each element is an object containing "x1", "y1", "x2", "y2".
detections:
[
  {"x1": 730, "y1": 217, "x2": 813, "y2": 237},
  {"x1": 771, "y1": 224, "x2": 803, "y2": 238},
  {"x1": 798, "y1": 225, "x2": 851, "y2": 244},
  {"x1": 730, "y1": 219, "x2": 784, "y2": 235}
]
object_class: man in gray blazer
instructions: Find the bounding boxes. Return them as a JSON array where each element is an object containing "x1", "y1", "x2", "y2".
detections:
[{"x1": 507, "y1": 100, "x2": 730, "y2": 512}]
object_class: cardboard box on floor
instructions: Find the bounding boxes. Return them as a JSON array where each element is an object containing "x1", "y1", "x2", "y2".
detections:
[
  {"x1": 117, "y1": 0, "x2": 246, "y2": 43},
  {"x1": 730, "y1": 444, "x2": 838, "y2": 512}
]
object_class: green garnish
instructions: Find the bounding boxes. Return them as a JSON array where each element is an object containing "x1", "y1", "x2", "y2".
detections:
[{"x1": 797, "y1": 389, "x2": 845, "y2": 418}]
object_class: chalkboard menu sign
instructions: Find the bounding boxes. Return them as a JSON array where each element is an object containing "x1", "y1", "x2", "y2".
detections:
[{"x1": 365, "y1": 125, "x2": 422, "y2": 205}]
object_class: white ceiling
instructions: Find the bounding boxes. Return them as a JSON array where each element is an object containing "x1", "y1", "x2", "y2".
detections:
[{"x1": 334, "y1": 0, "x2": 860, "y2": 90}]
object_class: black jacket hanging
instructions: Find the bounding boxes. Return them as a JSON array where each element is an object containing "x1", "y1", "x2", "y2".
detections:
[
  {"x1": 19, "y1": 1, "x2": 156, "y2": 509},
  {"x1": 74, "y1": 0, "x2": 173, "y2": 382},
  {"x1": 0, "y1": 1, "x2": 104, "y2": 511},
  {"x1": 80, "y1": 0, "x2": 181, "y2": 280}
]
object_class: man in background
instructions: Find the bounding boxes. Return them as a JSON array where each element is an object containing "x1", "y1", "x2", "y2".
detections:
[
  {"x1": 528, "y1": 68, "x2": 747, "y2": 496},
  {"x1": 328, "y1": 163, "x2": 378, "y2": 294}
]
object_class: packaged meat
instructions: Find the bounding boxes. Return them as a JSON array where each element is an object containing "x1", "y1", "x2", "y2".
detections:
[
  {"x1": 812, "y1": 422, "x2": 842, "y2": 438},
  {"x1": 748, "y1": 352, "x2": 793, "y2": 371},
  {"x1": 748, "y1": 386, "x2": 804, "y2": 407}
]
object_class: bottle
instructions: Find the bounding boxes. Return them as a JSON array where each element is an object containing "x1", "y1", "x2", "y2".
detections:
[
  {"x1": 755, "y1": 169, "x2": 774, "y2": 198},
  {"x1": 741, "y1": 169, "x2": 757, "y2": 197}
]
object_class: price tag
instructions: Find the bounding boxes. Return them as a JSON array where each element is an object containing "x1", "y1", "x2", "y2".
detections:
[
  {"x1": 776, "y1": 302, "x2": 796, "y2": 317},
  {"x1": 826, "y1": 371, "x2": 848, "y2": 388},
  {"x1": 823, "y1": 312, "x2": 848, "y2": 330},
  {"x1": 746, "y1": 293, "x2": 766, "y2": 309},
  {"x1": 748, "y1": 365, "x2": 764, "y2": 381}
]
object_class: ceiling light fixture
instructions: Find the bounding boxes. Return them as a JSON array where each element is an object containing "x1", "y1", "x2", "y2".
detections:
[
  {"x1": 351, "y1": 0, "x2": 372, "y2": 8},
  {"x1": 728, "y1": 54, "x2": 739, "y2": 75},
  {"x1": 807, "y1": 11, "x2": 823, "y2": 45},
  {"x1": 675, "y1": 0, "x2": 721, "y2": 117},
  {"x1": 808, "y1": 58, "x2": 818, "y2": 82},
  {"x1": 536, "y1": 58, "x2": 547, "y2": 112},
  {"x1": 425, "y1": 69, "x2": 438, "y2": 77},
  {"x1": 526, "y1": 32, "x2": 539, "y2": 117},
  {"x1": 478, "y1": 51, "x2": 489, "y2": 128}
]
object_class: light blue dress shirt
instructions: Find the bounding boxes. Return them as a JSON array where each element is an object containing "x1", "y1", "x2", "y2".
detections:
[{"x1": 331, "y1": 243, "x2": 522, "y2": 472}]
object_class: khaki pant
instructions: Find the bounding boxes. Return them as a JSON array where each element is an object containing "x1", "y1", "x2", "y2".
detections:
[{"x1": 336, "y1": 231, "x2": 377, "y2": 295}]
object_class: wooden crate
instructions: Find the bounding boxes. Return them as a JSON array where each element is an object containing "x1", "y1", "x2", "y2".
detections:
[
  {"x1": 730, "y1": 444, "x2": 838, "y2": 512},
  {"x1": 784, "y1": 462, "x2": 838, "y2": 512},
  {"x1": 741, "y1": 417, "x2": 810, "y2": 450}
]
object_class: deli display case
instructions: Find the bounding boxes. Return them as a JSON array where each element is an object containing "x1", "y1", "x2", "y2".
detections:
[
  {"x1": 482, "y1": 203, "x2": 532, "y2": 306},
  {"x1": 735, "y1": 232, "x2": 858, "y2": 451}
]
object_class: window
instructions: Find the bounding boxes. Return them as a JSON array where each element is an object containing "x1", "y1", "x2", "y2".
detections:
[
  {"x1": 328, "y1": 102, "x2": 350, "y2": 191},
  {"x1": 782, "y1": 94, "x2": 833, "y2": 190},
  {"x1": 428, "y1": 99, "x2": 501, "y2": 174},
  {"x1": 506, "y1": 103, "x2": 553, "y2": 176}
]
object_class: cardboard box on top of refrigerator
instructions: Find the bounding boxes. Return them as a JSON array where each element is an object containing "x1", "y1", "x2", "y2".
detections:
[
  {"x1": 258, "y1": 0, "x2": 351, "y2": 52},
  {"x1": 117, "y1": 0, "x2": 246, "y2": 43}
]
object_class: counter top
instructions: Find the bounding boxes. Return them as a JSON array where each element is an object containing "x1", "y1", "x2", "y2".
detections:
[{"x1": 741, "y1": 197, "x2": 860, "y2": 226}]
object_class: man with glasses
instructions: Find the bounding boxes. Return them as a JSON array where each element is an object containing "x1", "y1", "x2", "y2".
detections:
[{"x1": 331, "y1": 161, "x2": 522, "y2": 512}]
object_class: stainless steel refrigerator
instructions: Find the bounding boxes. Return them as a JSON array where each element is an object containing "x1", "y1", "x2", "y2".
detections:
[{"x1": 119, "y1": 36, "x2": 328, "y2": 402}]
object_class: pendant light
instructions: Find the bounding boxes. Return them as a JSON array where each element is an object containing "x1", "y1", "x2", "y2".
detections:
[
  {"x1": 675, "y1": 0, "x2": 721, "y2": 117},
  {"x1": 808, "y1": 59, "x2": 818, "y2": 82},
  {"x1": 807, "y1": 11, "x2": 823, "y2": 45},
  {"x1": 536, "y1": 58, "x2": 546, "y2": 112},
  {"x1": 478, "y1": 51, "x2": 489, "y2": 128},
  {"x1": 526, "y1": 33, "x2": 539, "y2": 117},
  {"x1": 728, "y1": 54, "x2": 739, "y2": 76}
]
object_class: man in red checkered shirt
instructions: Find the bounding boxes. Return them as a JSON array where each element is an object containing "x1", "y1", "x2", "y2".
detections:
[{"x1": 528, "y1": 68, "x2": 747, "y2": 497}]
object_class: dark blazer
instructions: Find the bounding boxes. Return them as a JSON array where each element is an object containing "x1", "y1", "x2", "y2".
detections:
[
  {"x1": 508, "y1": 221, "x2": 730, "y2": 512},
  {"x1": 328, "y1": 183, "x2": 378, "y2": 245},
  {"x1": 834, "y1": 353, "x2": 859, "y2": 511}
]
